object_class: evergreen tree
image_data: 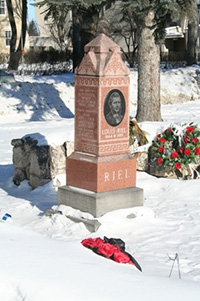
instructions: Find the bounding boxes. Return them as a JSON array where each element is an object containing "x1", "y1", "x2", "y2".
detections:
[
  {"x1": 64, "y1": 0, "x2": 115, "y2": 69},
  {"x1": 36, "y1": 0, "x2": 115, "y2": 69},
  {"x1": 28, "y1": 20, "x2": 40, "y2": 36}
]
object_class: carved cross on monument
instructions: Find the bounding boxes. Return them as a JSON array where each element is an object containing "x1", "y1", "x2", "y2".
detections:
[{"x1": 58, "y1": 34, "x2": 143, "y2": 217}]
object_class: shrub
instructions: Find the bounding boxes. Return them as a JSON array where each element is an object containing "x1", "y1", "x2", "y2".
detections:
[{"x1": 24, "y1": 48, "x2": 72, "y2": 64}]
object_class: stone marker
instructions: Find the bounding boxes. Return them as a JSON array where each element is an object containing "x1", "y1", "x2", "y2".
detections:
[{"x1": 58, "y1": 33, "x2": 143, "y2": 217}]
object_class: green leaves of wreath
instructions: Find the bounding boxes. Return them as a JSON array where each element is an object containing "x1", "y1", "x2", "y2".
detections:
[{"x1": 152, "y1": 123, "x2": 200, "y2": 174}]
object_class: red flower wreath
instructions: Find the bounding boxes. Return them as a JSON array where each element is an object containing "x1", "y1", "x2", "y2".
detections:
[{"x1": 152, "y1": 123, "x2": 200, "y2": 174}]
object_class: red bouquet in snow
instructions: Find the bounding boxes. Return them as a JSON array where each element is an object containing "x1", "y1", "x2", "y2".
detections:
[{"x1": 81, "y1": 236, "x2": 142, "y2": 271}]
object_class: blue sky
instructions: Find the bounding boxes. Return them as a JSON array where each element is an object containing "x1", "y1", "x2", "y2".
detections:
[{"x1": 28, "y1": 0, "x2": 35, "y2": 22}]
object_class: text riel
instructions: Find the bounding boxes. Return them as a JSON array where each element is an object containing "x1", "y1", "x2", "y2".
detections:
[{"x1": 104, "y1": 169, "x2": 130, "y2": 182}]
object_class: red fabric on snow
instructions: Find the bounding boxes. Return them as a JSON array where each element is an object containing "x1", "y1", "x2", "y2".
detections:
[
  {"x1": 81, "y1": 237, "x2": 104, "y2": 249},
  {"x1": 97, "y1": 243, "x2": 120, "y2": 258},
  {"x1": 81, "y1": 237, "x2": 136, "y2": 267},
  {"x1": 114, "y1": 250, "x2": 135, "y2": 265}
]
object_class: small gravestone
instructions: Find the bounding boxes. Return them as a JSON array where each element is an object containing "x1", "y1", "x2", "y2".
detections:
[{"x1": 58, "y1": 33, "x2": 143, "y2": 217}]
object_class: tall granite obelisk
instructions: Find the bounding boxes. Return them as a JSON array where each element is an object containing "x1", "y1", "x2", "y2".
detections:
[{"x1": 58, "y1": 34, "x2": 143, "y2": 217}]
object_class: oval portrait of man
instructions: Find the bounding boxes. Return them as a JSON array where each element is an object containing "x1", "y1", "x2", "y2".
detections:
[{"x1": 104, "y1": 89, "x2": 126, "y2": 127}]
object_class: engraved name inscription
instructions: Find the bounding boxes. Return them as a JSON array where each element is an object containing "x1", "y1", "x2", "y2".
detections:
[
  {"x1": 101, "y1": 127, "x2": 126, "y2": 140},
  {"x1": 104, "y1": 168, "x2": 130, "y2": 182}
]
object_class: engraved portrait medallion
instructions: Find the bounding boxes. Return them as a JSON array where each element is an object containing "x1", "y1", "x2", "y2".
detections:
[{"x1": 104, "y1": 89, "x2": 125, "y2": 127}]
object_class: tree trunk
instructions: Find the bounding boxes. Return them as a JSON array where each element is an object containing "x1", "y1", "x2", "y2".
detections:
[
  {"x1": 136, "y1": 11, "x2": 162, "y2": 122},
  {"x1": 80, "y1": 8, "x2": 99, "y2": 55},
  {"x1": 186, "y1": 2, "x2": 199, "y2": 66},
  {"x1": 72, "y1": 9, "x2": 82, "y2": 71},
  {"x1": 9, "y1": 51, "x2": 22, "y2": 70},
  {"x1": 72, "y1": 7, "x2": 100, "y2": 71},
  {"x1": 6, "y1": 0, "x2": 17, "y2": 53},
  {"x1": 17, "y1": 0, "x2": 27, "y2": 52},
  {"x1": 7, "y1": 0, "x2": 27, "y2": 70}
]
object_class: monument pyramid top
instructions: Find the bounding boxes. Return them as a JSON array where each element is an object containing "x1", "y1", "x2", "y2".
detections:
[
  {"x1": 77, "y1": 33, "x2": 129, "y2": 76},
  {"x1": 84, "y1": 33, "x2": 120, "y2": 53}
]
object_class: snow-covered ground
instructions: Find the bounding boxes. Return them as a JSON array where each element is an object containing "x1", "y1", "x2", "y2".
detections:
[{"x1": 0, "y1": 66, "x2": 200, "y2": 300}]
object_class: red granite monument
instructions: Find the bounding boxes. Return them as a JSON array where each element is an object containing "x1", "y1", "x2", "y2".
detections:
[{"x1": 58, "y1": 34, "x2": 143, "y2": 217}]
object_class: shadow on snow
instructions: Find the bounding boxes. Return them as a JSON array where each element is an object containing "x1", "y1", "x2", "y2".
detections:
[
  {"x1": 2, "y1": 81, "x2": 74, "y2": 121},
  {"x1": 0, "y1": 164, "x2": 57, "y2": 214}
]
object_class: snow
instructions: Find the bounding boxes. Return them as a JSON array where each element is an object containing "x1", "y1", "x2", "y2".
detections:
[{"x1": 1, "y1": 66, "x2": 200, "y2": 300}]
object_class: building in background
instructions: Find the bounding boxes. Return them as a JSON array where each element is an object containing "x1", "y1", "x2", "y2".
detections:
[
  {"x1": 0, "y1": 0, "x2": 17, "y2": 56},
  {"x1": 161, "y1": 18, "x2": 189, "y2": 61},
  {"x1": 30, "y1": 0, "x2": 71, "y2": 51}
]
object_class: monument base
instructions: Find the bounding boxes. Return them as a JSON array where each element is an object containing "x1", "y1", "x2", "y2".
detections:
[
  {"x1": 66, "y1": 152, "x2": 137, "y2": 193},
  {"x1": 57, "y1": 185, "x2": 143, "y2": 218}
]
